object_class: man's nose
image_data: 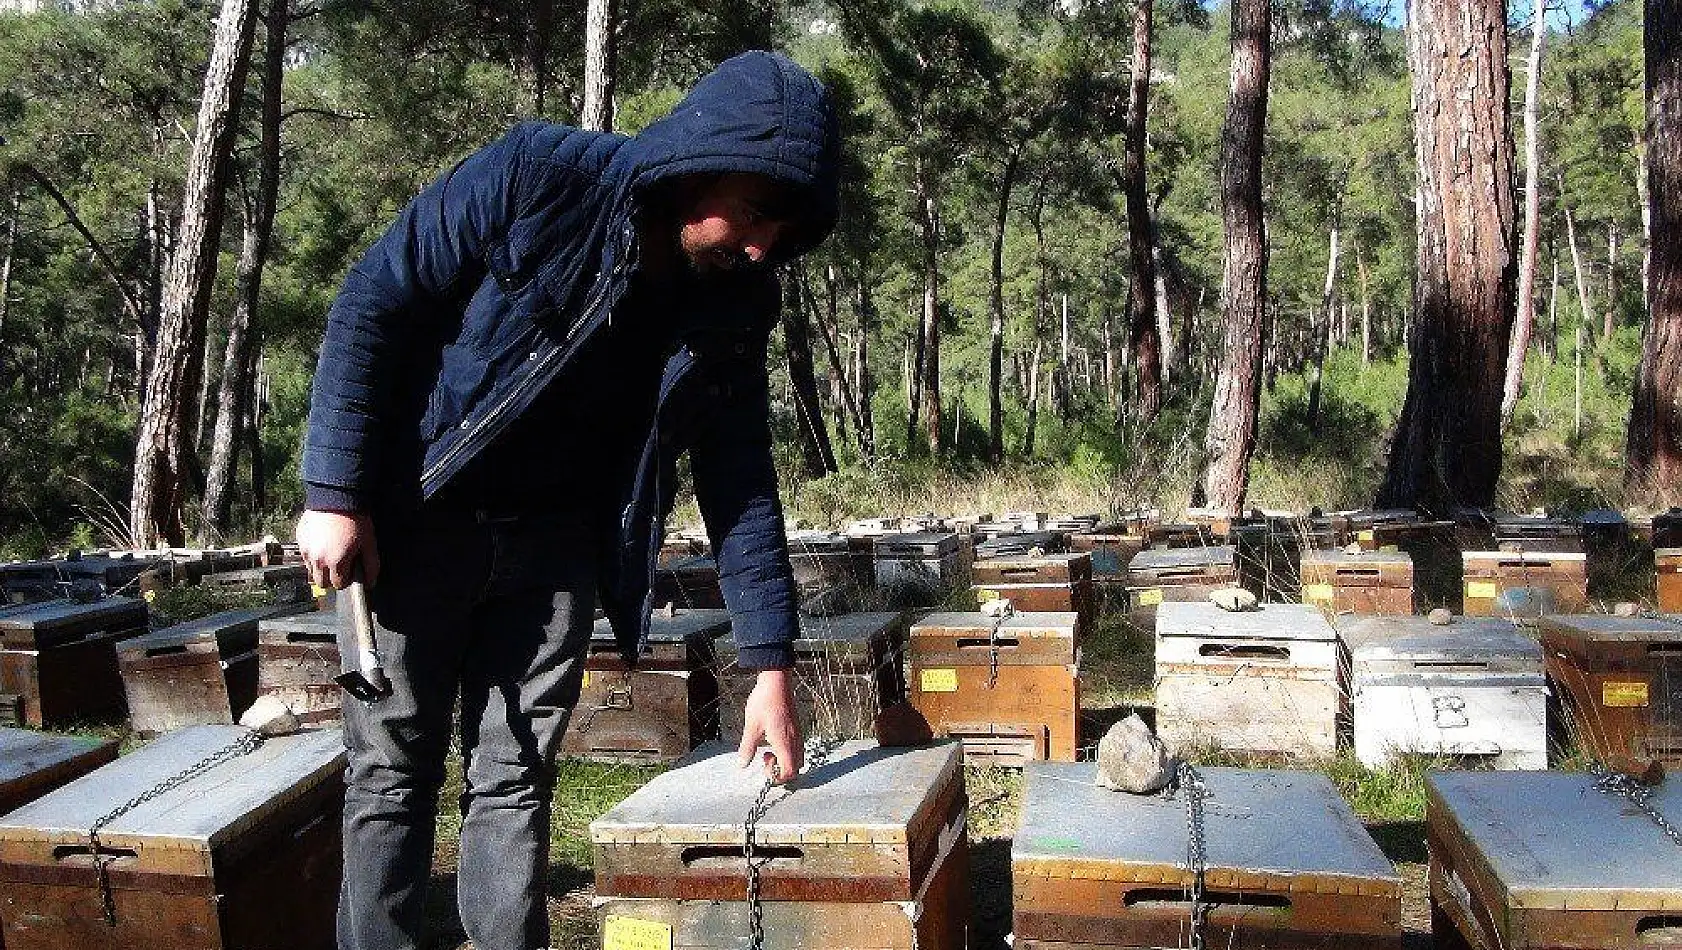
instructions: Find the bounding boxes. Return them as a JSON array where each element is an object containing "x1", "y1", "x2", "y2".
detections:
[{"x1": 742, "y1": 222, "x2": 784, "y2": 263}]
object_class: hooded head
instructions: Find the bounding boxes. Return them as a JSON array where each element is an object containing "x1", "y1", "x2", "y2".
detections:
[{"x1": 630, "y1": 51, "x2": 841, "y2": 267}]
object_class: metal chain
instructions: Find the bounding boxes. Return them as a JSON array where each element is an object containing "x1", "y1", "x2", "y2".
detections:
[
  {"x1": 87, "y1": 728, "x2": 266, "y2": 926},
  {"x1": 1590, "y1": 762, "x2": 1682, "y2": 848},
  {"x1": 742, "y1": 734, "x2": 843, "y2": 949},
  {"x1": 1175, "y1": 761, "x2": 1210, "y2": 950}
]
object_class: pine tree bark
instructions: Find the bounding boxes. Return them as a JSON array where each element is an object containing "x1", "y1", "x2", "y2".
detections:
[
  {"x1": 782, "y1": 283, "x2": 837, "y2": 477},
  {"x1": 1306, "y1": 218, "x2": 1341, "y2": 420},
  {"x1": 581, "y1": 0, "x2": 618, "y2": 131},
  {"x1": 988, "y1": 147, "x2": 1020, "y2": 463},
  {"x1": 1376, "y1": 0, "x2": 1516, "y2": 512},
  {"x1": 1357, "y1": 241, "x2": 1373, "y2": 366},
  {"x1": 1502, "y1": 0, "x2": 1548, "y2": 425},
  {"x1": 1199, "y1": 0, "x2": 1271, "y2": 512},
  {"x1": 1604, "y1": 221, "x2": 1619, "y2": 341},
  {"x1": 1628, "y1": 0, "x2": 1682, "y2": 498},
  {"x1": 916, "y1": 179, "x2": 943, "y2": 455},
  {"x1": 202, "y1": 0, "x2": 287, "y2": 541},
  {"x1": 130, "y1": 0, "x2": 260, "y2": 548},
  {"x1": 1124, "y1": 0, "x2": 1163, "y2": 421}
]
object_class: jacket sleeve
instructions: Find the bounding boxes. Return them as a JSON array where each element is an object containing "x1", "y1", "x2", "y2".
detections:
[
  {"x1": 690, "y1": 322, "x2": 799, "y2": 671},
  {"x1": 300, "y1": 123, "x2": 536, "y2": 511}
]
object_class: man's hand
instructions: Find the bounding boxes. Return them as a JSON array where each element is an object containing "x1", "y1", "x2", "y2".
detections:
[
  {"x1": 297, "y1": 509, "x2": 380, "y2": 590},
  {"x1": 737, "y1": 668, "x2": 803, "y2": 783}
]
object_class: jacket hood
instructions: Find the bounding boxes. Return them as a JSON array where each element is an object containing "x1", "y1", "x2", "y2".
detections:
[{"x1": 627, "y1": 51, "x2": 840, "y2": 263}]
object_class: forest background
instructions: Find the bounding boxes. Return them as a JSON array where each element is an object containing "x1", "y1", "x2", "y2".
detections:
[{"x1": 0, "y1": 0, "x2": 1666, "y2": 557}]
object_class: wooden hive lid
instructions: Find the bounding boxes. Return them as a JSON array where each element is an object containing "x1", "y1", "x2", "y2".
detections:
[
  {"x1": 1156, "y1": 602, "x2": 1337, "y2": 643},
  {"x1": 1128, "y1": 545, "x2": 1236, "y2": 571},
  {"x1": 787, "y1": 531, "x2": 851, "y2": 555},
  {"x1": 874, "y1": 531, "x2": 962, "y2": 556},
  {"x1": 594, "y1": 609, "x2": 731, "y2": 645},
  {"x1": 1428, "y1": 770, "x2": 1682, "y2": 910},
  {"x1": 0, "y1": 597, "x2": 147, "y2": 646},
  {"x1": 1535, "y1": 613, "x2": 1682, "y2": 643},
  {"x1": 0, "y1": 726, "x2": 344, "y2": 864},
  {"x1": 716, "y1": 612, "x2": 902, "y2": 667},
  {"x1": 976, "y1": 531, "x2": 1068, "y2": 558},
  {"x1": 590, "y1": 739, "x2": 962, "y2": 848},
  {"x1": 910, "y1": 611, "x2": 1079, "y2": 640},
  {"x1": 1014, "y1": 763, "x2": 1400, "y2": 894},
  {"x1": 1463, "y1": 550, "x2": 1588, "y2": 564},
  {"x1": 1656, "y1": 547, "x2": 1682, "y2": 559},
  {"x1": 119, "y1": 602, "x2": 309, "y2": 659},
  {"x1": 258, "y1": 608, "x2": 341, "y2": 640},
  {"x1": 1340, "y1": 616, "x2": 1541, "y2": 674},
  {"x1": 0, "y1": 728, "x2": 115, "y2": 790},
  {"x1": 1299, "y1": 548, "x2": 1413, "y2": 570},
  {"x1": 974, "y1": 552, "x2": 1089, "y2": 572}
]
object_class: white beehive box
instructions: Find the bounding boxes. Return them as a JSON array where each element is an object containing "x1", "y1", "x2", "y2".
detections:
[
  {"x1": 1341, "y1": 615, "x2": 1546, "y2": 770},
  {"x1": 1155, "y1": 602, "x2": 1344, "y2": 758}
]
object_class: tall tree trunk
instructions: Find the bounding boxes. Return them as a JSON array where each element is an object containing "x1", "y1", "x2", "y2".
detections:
[
  {"x1": 1102, "y1": 302, "x2": 1119, "y2": 414},
  {"x1": 246, "y1": 356, "x2": 267, "y2": 511},
  {"x1": 988, "y1": 147, "x2": 1020, "y2": 463},
  {"x1": 853, "y1": 280, "x2": 875, "y2": 457},
  {"x1": 782, "y1": 283, "x2": 837, "y2": 477},
  {"x1": 1199, "y1": 0, "x2": 1271, "y2": 512},
  {"x1": 1502, "y1": 0, "x2": 1547, "y2": 425},
  {"x1": 1547, "y1": 251, "x2": 1561, "y2": 362},
  {"x1": 0, "y1": 187, "x2": 16, "y2": 366},
  {"x1": 1639, "y1": 134, "x2": 1654, "y2": 315},
  {"x1": 1564, "y1": 202, "x2": 1596, "y2": 346},
  {"x1": 1604, "y1": 220, "x2": 1619, "y2": 341},
  {"x1": 528, "y1": 0, "x2": 555, "y2": 114},
  {"x1": 130, "y1": 0, "x2": 260, "y2": 548},
  {"x1": 1357, "y1": 241, "x2": 1373, "y2": 367},
  {"x1": 202, "y1": 0, "x2": 287, "y2": 541},
  {"x1": 1376, "y1": 0, "x2": 1516, "y2": 512},
  {"x1": 581, "y1": 0, "x2": 618, "y2": 131},
  {"x1": 1124, "y1": 0, "x2": 1162, "y2": 421},
  {"x1": 1628, "y1": 0, "x2": 1682, "y2": 498},
  {"x1": 810, "y1": 266, "x2": 867, "y2": 452},
  {"x1": 916, "y1": 177, "x2": 943, "y2": 455},
  {"x1": 1306, "y1": 217, "x2": 1341, "y2": 420},
  {"x1": 1024, "y1": 337, "x2": 1044, "y2": 457}
]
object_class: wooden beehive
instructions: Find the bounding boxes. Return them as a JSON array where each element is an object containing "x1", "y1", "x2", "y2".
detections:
[
  {"x1": 1659, "y1": 549, "x2": 1682, "y2": 613},
  {"x1": 907, "y1": 612, "x2": 1078, "y2": 765},
  {"x1": 970, "y1": 553, "x2": 1096, "y2": 634},
  {"x1": 197, "y1": 564, "x2": 308, "y2": 594},
  {"x1": 590, "y1": 740, "x2": 968, "y2": 950},
  {"x1": 1068, "y1": 526, "x2": 1146, "y2": 585},
  {"x1": 1492, "y1": 513, "x2": 1586, "y2": 553},
  {"x1": 1124, "y1": 545, "x2": 1239, "y2": 628},
  {"x1": 120, "y1": 604, "x2": 313, "y2": 738},
  {"x1": 1428, "y1": 770, "x2": 1682, "y2": 950},
  {"x1": 874, "y1": 532, "x2": 967, "y2": 607},
  {"x1": 0, "y1": 725, "x2": 344, "y2": 950},
  {"x1": 1299, "y1": 549, "x2": 1414, "y2": 616},
  {"x1": 0, "y1": 729, "x2": 118, "y2": 817},
  {"x1": 715, "y1": 611, "x2": 905, "y2": 742},
  {"x1": 974, "y1": 531, "x2": 1069, "y2": 559},
  {"x1": 1341, "y1": 615, "x2": 1546, "y2": 770},
  {"x1": 1537, "y1": 613, "x2": 1682, "y2": 767},
  {"x1": 1147, "y1": 522, "x2": 1226, "y2": 549},
  {"x1": 52, "y1": 554, "x2": 160, "y2": 595},
  {"x1": 0, "y1": 598, "x2": 148, "y2": 727},
  {"x1": 1014, "y1": 763, "x2": 1402, "y2": 950},
  {"x1": 653, "y1": 554, "x2": 725, "y2": 610},
  {"x1": 787, "y1": 532, "x2": 872, "y2": 607},
  {"x1": 1462, "y1": 550, "x2": 1589, "y2": 616},
  {"x1": 561, "y1": 610, "x2": 728, "y2": 763},
  {"x1": 1155, "y1": 602, "x2": 1344, "y2": 758},
  {"x1": 1657, "y1": 509, "x2": 1682, "y2": 549},
  {"x1": 256, "y1": 610, "x2": 343, "y2": 725}
]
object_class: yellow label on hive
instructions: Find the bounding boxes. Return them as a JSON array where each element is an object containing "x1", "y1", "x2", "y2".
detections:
[
  {"x1": 311, "y1": 583, "x2": 328, "y2": 599},
  {"x1": 976, "y1": 589, "x2": 1001, "y2": 604},
  {"x1": 1466, "y1": 581, "x2": 1499, "y2": 599},
  {"x1": 1302, "y1": 584, "x2": 1335, "y2": 602},
  {"x1": 1137, "y1": 588, "x2": 1164, "y2": 607},
  {"x1": 581, "y1": 671, "x2": 593, "y2": 689},
  {"x1": 1603, "y1": 681, "x2": 1650, "y2": 708},
  {"x1": 1380, "y1": 545, "x2": 1400, "y2": 553},
  {"x1": 1357, "y1": 529, "x2": 1375, "y2": 543},
  {"x1": 603, "y1": 915, "x2": 672, "y2": 950},
  {"x1": 920, "y1": 668, "x2": 959, "y2": 693}
]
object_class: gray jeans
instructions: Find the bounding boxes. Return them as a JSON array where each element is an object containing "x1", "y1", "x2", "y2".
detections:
[{"x1": 337, "y1": 506, "x2": 598, "y2": 950}]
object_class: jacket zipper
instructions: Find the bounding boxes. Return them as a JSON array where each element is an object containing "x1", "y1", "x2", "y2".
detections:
[{"x1": 419, "y1": 223, "x2": 636, "y2": 489}]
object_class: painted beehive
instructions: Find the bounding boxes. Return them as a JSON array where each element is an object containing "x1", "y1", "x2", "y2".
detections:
[
  {"x1": 1155, "y1": 602, "x2": 1343, "y2": 758},
  {"x1": 0, "y1": 598, "x2": 148, "y2": 727},
  {"x1": 1068, "y1": 526, "x2": 1147, "y2": 584},
  {"x1": 256, "y1": 610, "x2": 343, "y2": 725},
  {"x1": 907, "y1": 612, "x2": 1079, "y2": 765},
  {"x1": 715, "y1": 611, "x2": 905, "y2": 743},
  {"x1": 787, "y1": 531, "x2": 871, "y2": 603},
  {"x1": 1492, "y1": 513, "x2": 1586, "y2": 553},
  {"x1": 1659, "y1": 548, "x2": 1682, "y2": 613},
  {"x1": 974, "y1": 531, "x2": 1069, "y2": 559},
  {"x1": 0, "y1": 725, "x2": 345, "y2": 950},
  {"x1": 119, "y1": 603, "x2": 312, "y2": 737},
  {"x1": 1299, "y1": 549, "x2": 1414, "y2": 616},
  {"x1": 561, "y1": 609, "x2": 727, "y2": 763},
  {"x1": 1428, "y1": 770, "x2": 1682, "y2": 950},
  {"x1": 590, "y1": 739, "x2": 968, "y2": 950},
  {"x1": 970, "y1": 553, "x2": 1096, "y2": 635},
  {"x1": 1537, "y1": 613, "x2": 1682, "y2": 767},
  {"x1": 1341, "y1": 615, "x2": 1546, "y2": 770},
  {"x1": 1124, "y1": 546, "x2": 1239, "y2": 628},
  {"x1": 1461, "y1": 550, "x2": 1589, "y2": 616},
  {"x1": 0, "y1": 729, "x2": 118, "y2": 817},
  {"x1": 1013, "y1": 763, "x2": 1402, "y2": 949},
  {"x1": 874, "y1": 532, "x2": 967, "y2": 606}
]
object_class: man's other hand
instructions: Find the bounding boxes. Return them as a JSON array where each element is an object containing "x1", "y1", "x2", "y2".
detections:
[
  {"x1": 737, "y1": 668, "x2": 803, "y2": 783},
  {"x1": 297, "y1": 509, "x2": 380, "y2": 590}
]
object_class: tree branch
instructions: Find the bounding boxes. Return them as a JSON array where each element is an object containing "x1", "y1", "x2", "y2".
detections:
[{"x1": 8, "y1": 163, "x2": 152, "y2": 335}]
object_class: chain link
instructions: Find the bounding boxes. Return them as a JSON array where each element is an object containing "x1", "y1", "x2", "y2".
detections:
[
  {"x1": 87, "y1": 728, "x2": 266, "y2": 926},
  {"x1": 1590, "y1": 762, "x2": 1682, "y2": 848},
  {"x1": 742, "y1": 734, "x2": 843, "y2": 950},
  {"x1": 1174, "y1": 761, "x2": 1210, "y2": 950}
]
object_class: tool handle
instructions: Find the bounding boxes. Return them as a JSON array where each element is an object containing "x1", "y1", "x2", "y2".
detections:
[{"x1": 344, "y1": 580, "x2": 390, "y2": 694}]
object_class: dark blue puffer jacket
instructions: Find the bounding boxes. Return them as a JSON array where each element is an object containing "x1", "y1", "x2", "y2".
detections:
[{"x1": 301, "y1": 51, "x2": 840, "y2": 669}]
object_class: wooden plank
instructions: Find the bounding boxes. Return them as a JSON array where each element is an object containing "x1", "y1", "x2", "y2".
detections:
[{"x1": 0, "y1": 730, "x2": 119, "y2": 817}]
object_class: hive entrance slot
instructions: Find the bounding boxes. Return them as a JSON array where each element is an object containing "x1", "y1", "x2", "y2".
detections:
[
  {"x1": 146, "y1": 644, "x2": 188, "y2": 657},
  {"x1": 1637, "y1": 916, "x2": 1682, "y2": 945},
  {"x1": 1337, "y1": 568, "x2": 1383, "y2": 578},
  {"x1": 957, "y1": 637, "x2": 1020, "y2": 649},
  {"x1": 1413, "y1": 660, "x2": 1489, "y2": 670},
  {"x1": 53, "y1": 844, "x2": 139, "y2": 865},
  {"x1": 681, "y1": 845, "x2": 804, "y2": 870},
  {"x1": 1123, "y1": 888, "x2": 1291, "y2": 913},
  {"x1": 1000, "y1": 568, "x2": 1043, "y2": 579},
  {"x1": 1199, "y1": 644, "x2": 1290, "y2": 661},
  {"x1": 287, "y1": 630, "x2": 335, "y2": 643},
  {"x1": 1649, "y1": 644, "x2": 1682, "y2": 656}
]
